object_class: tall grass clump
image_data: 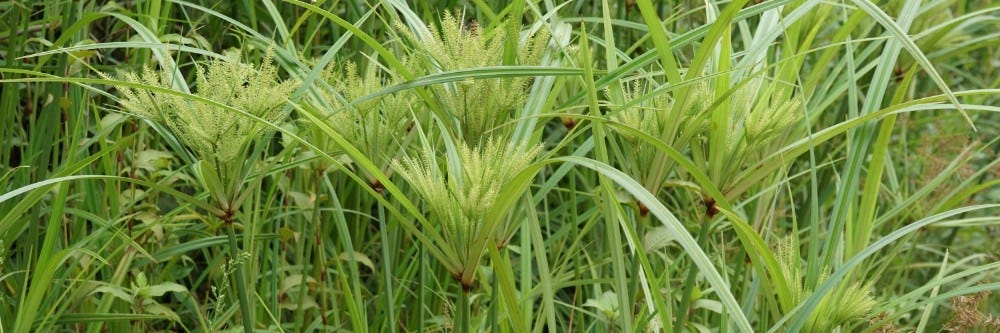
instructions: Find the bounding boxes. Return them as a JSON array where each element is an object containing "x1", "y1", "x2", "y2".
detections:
[{"x1": 0, "y1": 0, "x2": 998, "y2": 332}]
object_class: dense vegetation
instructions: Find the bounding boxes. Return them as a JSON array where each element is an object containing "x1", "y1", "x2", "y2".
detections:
[{"x1": 1, "y1": 0, "x2": 999, "y2": 332}]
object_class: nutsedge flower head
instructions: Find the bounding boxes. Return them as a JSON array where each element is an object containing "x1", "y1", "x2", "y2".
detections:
[
  {"x1": 399, "y1": 11, "x2": 550, "y2": 143},
  {"x1": 394, "y1": 138, "x2": 541, "y2": 236},
  {"x1": 315, "y1": 60, "x2": 414, "y2": 180},
  {"x1": 775, "y1": 236, "x2": 878, "y2": 332},
  {"x1": 114, "y1": 49, "x2": 298, "y2": 161},
  {"x1": 392, "y1": 138, "x2": 542, "y2": 284}
]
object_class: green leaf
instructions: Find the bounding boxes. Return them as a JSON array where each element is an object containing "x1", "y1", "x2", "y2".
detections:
[
  {"x1": 134, "y1": 149, "x2": 174, "y2": 172},
  {"x1": 142, "y1": 302, "x2": 181, "y2": 322},
  {"x1": 195, "y1": 160, "x2": 228, "y2": 208},
  {"x1": 144, "y1": 282, "x2": 187, "y2": 298},
  {"x1": 338, "y1": 252, "x2": 376, "y2": 272},
  {"x1": 583, "y1": 291, "x2": 620, "y2": 320},
  {"x1": 91, "y1": 285, "x2": 134, "y2": 305},
  {"x1": 643, "y1": 226, "x2": 678, "y2": 253}
]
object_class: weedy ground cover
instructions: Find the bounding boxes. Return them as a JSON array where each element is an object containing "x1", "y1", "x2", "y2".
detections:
[{"x1": 1, "y1": 0, "x2": 998, "y2": 332}]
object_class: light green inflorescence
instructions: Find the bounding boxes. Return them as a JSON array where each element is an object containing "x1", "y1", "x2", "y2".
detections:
[
  {"x1": 775, "y1": 236, "x2": 878, "y2": 332},
  {"x1": 393, "y1": 138, "x2": 541, "y2": 283},
  {"x1": 115, "y1": 49, "x2": 298, "y2": 162},
  {"x1": 314, "y1": 60, "x2": 415, "y2": 182},
  {"x1": 610, "y1": 81, "x2": 711, "y2": 194},
  {"x1": 400, "y1": 11, "x2": 549, "y2": 143}
]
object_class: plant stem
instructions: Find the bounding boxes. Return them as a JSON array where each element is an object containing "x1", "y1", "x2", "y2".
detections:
[
  {"x1": 675, "y1": 215, "x2": 713, "y2": 330},
  {"x1": 419, "y1": 242, "x2": 427, "y2": 332},
  {"x1": 457, "y1": 288, "x2": 470, "y2": 333},
  {"x1": 378, "y1": 203, "x2": 398, "y2": 333},
  {"x1": 490, "y1": 274, "x2": 498, "y2": 333},
  {"x1": 226, "y1": 221, "x2": 254, "y2": 333}
]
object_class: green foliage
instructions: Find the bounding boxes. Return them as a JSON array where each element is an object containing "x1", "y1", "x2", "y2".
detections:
[{"x1": 0, "y1": 1, "x2": 998, "y2": 333}]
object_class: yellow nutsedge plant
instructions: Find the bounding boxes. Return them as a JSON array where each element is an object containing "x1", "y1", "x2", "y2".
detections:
[
  {"x1": 608, "y1": 80, "x2": 712, "y2": 208},
  {"x1": 398, "y1": 11, "x2": 550, "y2": 144},
  {"x1": 111, "y1": 48, "x2": 297, "y2": 333},
  {"x1": 689, "y1": 74, "x2": 804, "y2": 216},
  {"x1": 392, "y1": 137, "x2": 542, "y2": 290},
  {"x1": 774, "y1": 236, "x2": 878, "y2": 332},
  {"x1": 308, "y1": 59, "x2": 417, "y2": 191},
  {"x1": 113, "y1": 49, "x2": 298, "y2": 217}
]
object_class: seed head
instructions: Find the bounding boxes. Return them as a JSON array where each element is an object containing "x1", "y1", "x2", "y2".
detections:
[
  {"x1": 316, "y1": 60, "x2": 414, "y2": 178},
  {"x1": 114, "y1": 49, "x2": 298, "y2": 161},
  {"x1": 775, "y1": 235, "x2": 878, "y2": 332},
  {"x1": 393, "y1": 138, "x2": 542, "y2": 273},
  {"x1": 399, "y1": 11, "x2": 551, "y2": 142}
]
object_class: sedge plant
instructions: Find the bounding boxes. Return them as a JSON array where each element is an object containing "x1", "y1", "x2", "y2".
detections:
[
  {"x1": 774, "y1": 235, "x2": 878, "y2": 331},
  {"x1": 398, "y1": 10, "x2": 550, "y2": 144},
  {"x1": 310, "y1": 59, "x2": 417, "y2": 190},
  {"x1": 392, "y1": 137, "x2": 542, "y2": 332},
  {"x1": 608, "y1": 80, "x2": 712, "y2": 213},
  {"x1": 389, "y1": 12, "x2": 559, "y2": 331},
  {"x1": 111, "y1": 49, "x2": 297, "y2": 333}
]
